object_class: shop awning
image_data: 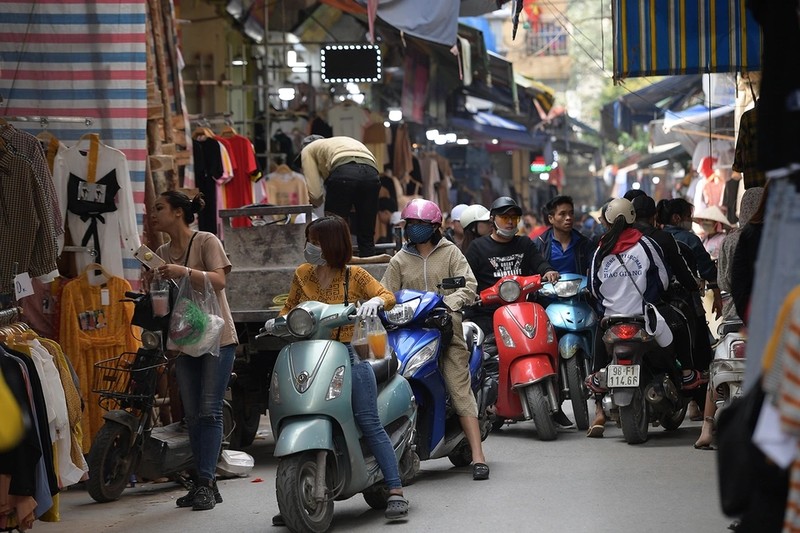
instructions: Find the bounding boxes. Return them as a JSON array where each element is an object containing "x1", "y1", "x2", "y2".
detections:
[
  {"x1": 450, "y1": 111, "x2": 544, "y2": 150},
  {"x1": 612, "y1": 0, "x2": 762, "y2": 79},
  {"x1": 636, "y1": 144, "x2": 689, "y2": 169},
  {"x1": 663, "y1": 103, "x2": 736, "y2": 133},
  {"x1": 601, "y1": 75, "x2": 703, "y2": 139}
]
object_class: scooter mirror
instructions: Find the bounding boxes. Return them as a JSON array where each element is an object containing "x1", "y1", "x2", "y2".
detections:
[{"x1": 440, "y1": 276, "x2": 466, "y2": 290}]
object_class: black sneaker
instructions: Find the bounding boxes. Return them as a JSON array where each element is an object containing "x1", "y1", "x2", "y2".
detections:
[
  {"x1": 553, "y1": 410, "x2": 575, "y2": 429},
  {"x1": 176, "y1": 482, "x2": 222, "y2": 508},
  {"x1": 192, "y1": 485, "x2": 216, "y2": 511}
]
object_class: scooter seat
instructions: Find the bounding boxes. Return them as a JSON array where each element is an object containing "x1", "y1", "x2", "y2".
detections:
[
  {"x1": 367, "y1": 351, "x2": 399, "y2": 385},
  {"x1": 718, "y1": 320, "x2": 744, "y2": 336}
]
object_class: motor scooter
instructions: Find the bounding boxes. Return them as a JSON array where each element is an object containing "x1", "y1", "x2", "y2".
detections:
[
  {"x1": 382, "y1": 277, "x2": 497, "y2": 467},
  {"x1": 266, "y1": 301, "x2": 418, "y2": 533},
  {"x1": 596, "y1": 313, "x2": 688, "y2": 444},
  {"x1": 480, "y1": 274, "x2": 560, "y2": 441},
  {"x1": 539, "y1": 273, "x2": 596, "y2": 431},
  {"x1": 86, "y1": 290, "x2": 234, "y2": 503},
  {"x1": 710, "y1": 318, "x2": 747, "y2": 417}
]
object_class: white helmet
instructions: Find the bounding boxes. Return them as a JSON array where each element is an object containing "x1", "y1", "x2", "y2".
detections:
[
  {"x1": 604, "y1": 198, "x2": 636, "y2": 225},
  {"x1": 449, "y1": 203, "x2": 469, "y2": 222},
  {"x1": 460, "y1": 204, "x2": 491, "y2": 229}
]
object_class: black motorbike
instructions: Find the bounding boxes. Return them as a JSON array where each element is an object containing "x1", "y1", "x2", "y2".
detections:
[
  {"x1": 596, "y1": 311, "x2": 689, "y2": 444},
  {"x1": 86, "y1": 290, "x2": 234, "y2": 502}
]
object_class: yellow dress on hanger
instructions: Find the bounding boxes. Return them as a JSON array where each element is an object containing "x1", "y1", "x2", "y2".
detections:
[{"x1": 59, "y1": 271, "x2": 139, "y2": 452}]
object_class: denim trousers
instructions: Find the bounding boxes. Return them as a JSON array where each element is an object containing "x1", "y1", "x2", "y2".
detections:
[
  {"x1": 175, "y1": 344, "x2": 236, "y2": 482},
  {"x1": 349, "y1": 348, "x2": 402, "y2": 490}
]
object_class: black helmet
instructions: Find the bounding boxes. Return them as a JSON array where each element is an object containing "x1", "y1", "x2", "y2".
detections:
[{"x1": 490, "y1": 196, "x2": 522, "y2": 216}]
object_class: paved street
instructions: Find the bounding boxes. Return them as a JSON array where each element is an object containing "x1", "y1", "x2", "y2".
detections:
[{"x1": 36, "y1": 407, "x2": 731, "y2": 533}]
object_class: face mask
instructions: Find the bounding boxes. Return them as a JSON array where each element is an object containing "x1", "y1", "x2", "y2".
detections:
[
  {"x1": 495, "y1": 224, "x2": 517, "y2": 239},
  {"x1": 406, "y1": 223, "x2": 436, "y2": 244},
  {"x1": 304, "y1": 242, "x2": 326, "y2": 265}
]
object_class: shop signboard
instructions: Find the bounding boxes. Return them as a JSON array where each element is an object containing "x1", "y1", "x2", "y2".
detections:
[{"x1": 321, "y1": 44, "x2": 382, "y2": 83}]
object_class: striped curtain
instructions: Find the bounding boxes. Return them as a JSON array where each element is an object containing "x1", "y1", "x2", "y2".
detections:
[
  {"x1": 613, "y1": 0, "x2": 763, "y2": 79},
  {"x1": 0, "y1": 0, "x2": 147, "y2": 287}
]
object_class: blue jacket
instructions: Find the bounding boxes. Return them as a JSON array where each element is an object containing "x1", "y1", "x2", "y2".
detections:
[
  {"x1": 534, "y1": 227, "x2": 595, "y2": 276},
  {"x1": 662, "y1": 225, "x2": 718, "y2": 284}
]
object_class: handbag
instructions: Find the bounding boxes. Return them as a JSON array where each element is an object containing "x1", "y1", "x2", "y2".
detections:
[
  {"x1": 167, "y1": 272, "x2": 224, "y2": 357},
  {"x1": 615, "y1": 254, "x2": 673, "y2": 347},
  {"x1": 716, "y1": 380, "x2": 770, "y2": 516}
]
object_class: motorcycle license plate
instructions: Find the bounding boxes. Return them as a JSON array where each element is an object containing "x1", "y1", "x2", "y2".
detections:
[{"x1": 607, "y1": 365, "x2": 640, "y2": 388}]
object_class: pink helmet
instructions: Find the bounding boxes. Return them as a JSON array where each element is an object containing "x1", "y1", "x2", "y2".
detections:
[{"x1": 401, "y1": 199, "x2": 443, "y2": 225}]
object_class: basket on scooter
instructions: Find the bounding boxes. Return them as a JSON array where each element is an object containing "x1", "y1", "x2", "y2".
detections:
[{"x1": 92, "y1": 351, "x2": 167, "y2": 412}]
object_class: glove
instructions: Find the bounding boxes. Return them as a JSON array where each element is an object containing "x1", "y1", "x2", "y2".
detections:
[
  {"x1": 357, "y1": 297, "x2": 384, "y2": 318},
  {"x1": 263, "y1": 318, "x2": 276, "y2": 335}
]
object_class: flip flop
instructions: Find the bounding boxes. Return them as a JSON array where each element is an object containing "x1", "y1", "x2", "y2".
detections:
[
  {"x1": 385, "y1": 494, "x2": 409, "y2": 520},
  {"x1": 586, "y1": 424, "x2": 605, "y2": 438},
  {"x1": 472, "y1": 462, "x2": 490, "y2": 481},
  {"x1": 693, "y1": 443, "x2": 716, "y2": 450}
]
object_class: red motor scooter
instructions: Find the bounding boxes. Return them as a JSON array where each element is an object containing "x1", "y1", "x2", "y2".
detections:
[{"x1": 480, "y1": 274, "x2": 560, "y2": 441}]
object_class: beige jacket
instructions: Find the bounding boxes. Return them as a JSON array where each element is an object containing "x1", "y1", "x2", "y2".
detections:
[
  {"x1": 300, "y1": 136, "x2": 378, "y2": 204},
  {"x1": 381, "y1": 238, "x2": 477, "y2": 311}
]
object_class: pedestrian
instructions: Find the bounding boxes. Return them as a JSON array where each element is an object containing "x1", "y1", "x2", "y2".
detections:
[
  {"x1": 693, "y1": 205, "x2": 732, "y2": 260},
  {"x1": 380, "y1": 199, "x2": 490, "y2": 481},
  {"x1": 731, "y1": 182, "x2": 771, "y2": 323},
  {"x1": 523, "y1": 211, "x2": 546, "y2": 239},
  {"x1": 151, "y1": 191, "x2": 237, "y2": 511},
  {"x1": 298, "y1": 135, "x2": 381, "y2": 257},
  {"x1": 693, "y1": 187, "x2": 765, "y2": 450},
  {"x1": 265, "y1": 215, "x2": 409, "y2": 523},
  {"x1": 458, "y1": 204, "x2": 493, "y2": 255}
]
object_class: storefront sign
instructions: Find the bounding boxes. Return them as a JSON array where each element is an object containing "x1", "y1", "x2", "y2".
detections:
[{"x1": 321, "y1": 44, "x2": 382, "y2": 83}]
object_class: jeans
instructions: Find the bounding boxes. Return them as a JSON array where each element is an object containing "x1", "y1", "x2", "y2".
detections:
[
  {"x1": 325, "y1": 163, "x2": 381, "y2": 257},
  {"x1": 175, "y1": 344, "x2": 236, "y2": 482},
  {"x1": 349, "y1": 347, "x2": 402, "y2": 490}
]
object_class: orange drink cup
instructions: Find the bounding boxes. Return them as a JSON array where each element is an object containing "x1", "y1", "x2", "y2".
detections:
[{"x1": 367, "y1": 331, "x2": 387, "y2": 359}]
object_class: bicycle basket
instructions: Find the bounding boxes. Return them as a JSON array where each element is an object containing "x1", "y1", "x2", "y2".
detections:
[{"x1": 92, "y1": 351, "x2": 167, "y2": 411}]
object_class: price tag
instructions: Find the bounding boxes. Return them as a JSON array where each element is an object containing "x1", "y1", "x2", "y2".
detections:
[
  {"x1": 13, "y1": 273, "x2": 34, "y2": 300},
  {"x1": 100, "y1": 288, "x2": 110, "y2": 306}
]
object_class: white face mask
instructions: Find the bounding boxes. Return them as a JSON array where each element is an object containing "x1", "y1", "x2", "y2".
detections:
[{"x1": 303, "y1": 242, "x2": 326, "y2": 266}]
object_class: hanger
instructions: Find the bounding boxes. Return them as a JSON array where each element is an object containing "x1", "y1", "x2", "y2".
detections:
[
  {"x1": 36, "y1": 130, "x2": 58, "y2": 143},
  {"x1": 192, "y1": 126, "x2": 215, "y2": 140},
  {"x1": 274, "y1": 163, "x2": 291, "y2": 174},
  {"x1": 219, "y1": 125, "x2": 237, "y2": 138},
  {"x1": 78, "y1": 132, "x2": 100, "y2": 143},
  {"x1": 82, "y1": 262, "x2": 112, "y2": 285}
]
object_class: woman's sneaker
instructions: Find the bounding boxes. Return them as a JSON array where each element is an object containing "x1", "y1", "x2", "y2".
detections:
[{"x1": 177, "y1": 481, "x2": 222, "y2": 509}]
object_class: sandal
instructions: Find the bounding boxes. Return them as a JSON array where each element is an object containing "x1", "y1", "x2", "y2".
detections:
[
  {"x1": 472, "y1": 462, "x2": 490, "y2": 481},
  {"x1": 385, "y1": 494, "x2": 409, "y2": 520},
  {"x1": 586, "y1": 424, "x2": 605, "y2": 438}
]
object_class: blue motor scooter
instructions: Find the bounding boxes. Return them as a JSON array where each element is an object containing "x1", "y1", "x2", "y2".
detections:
[
  {"x1": 265, "y1": 301, "x2": 418, "y2": 533},
  {"x1": 382, "y1": 277, "x2": 497, "y2": 467},
  {"x1": 540, "y1": 273, "x2": 597, "y2": 431}
]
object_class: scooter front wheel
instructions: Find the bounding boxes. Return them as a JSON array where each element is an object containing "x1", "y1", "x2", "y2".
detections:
[
  {"x1": 276, "y1": 451, "x2": 334, "y2": 533},
  {"x1": 525, "y1": 385, "x2": 557, "y2": 441},
  {"x1": 87, "y1": 423, "x2": 137, "y2": 503},
  {"x1": 564, "y1": 355, "x2": 590, "y2": 431}
]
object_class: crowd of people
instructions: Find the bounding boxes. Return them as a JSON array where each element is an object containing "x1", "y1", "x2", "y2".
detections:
[{"x1": 147, "y1": 135, "x2": 768, "y2": 528}]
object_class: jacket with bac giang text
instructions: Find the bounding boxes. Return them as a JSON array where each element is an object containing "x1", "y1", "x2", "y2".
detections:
[{"x1": 589, "y1": 228, "x2": 669, "y2": 316}]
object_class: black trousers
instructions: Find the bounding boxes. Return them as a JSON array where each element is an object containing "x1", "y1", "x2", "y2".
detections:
[{"x1": 325, "y1": 163, "x2": 380, "y2": 257}]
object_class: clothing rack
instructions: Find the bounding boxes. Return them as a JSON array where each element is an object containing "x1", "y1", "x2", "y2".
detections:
[
  {"x1": 3, "y1": 115, "x2": 94, "y2": 127},
  {"x1": 0, "y1": 307, "x2": 21, "y2": 327}
]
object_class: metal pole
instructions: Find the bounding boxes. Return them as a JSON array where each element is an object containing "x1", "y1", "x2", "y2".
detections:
[{"x1": 264, "y1": 1, "x2": 270, "y2": 159}]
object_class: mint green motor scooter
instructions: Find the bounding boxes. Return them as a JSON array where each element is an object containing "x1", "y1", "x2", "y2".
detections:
[{"x1": 264, "y1": 301, "x2": 419, "y2": 533}]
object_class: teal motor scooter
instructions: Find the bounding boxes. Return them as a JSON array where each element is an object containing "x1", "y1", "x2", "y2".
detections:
[
  {"x1": 540, "y1": 273, "x2": 597, "y2": 431},
  {"x1": 264, "y1": 301, "x2": 419, "y2": 533}
]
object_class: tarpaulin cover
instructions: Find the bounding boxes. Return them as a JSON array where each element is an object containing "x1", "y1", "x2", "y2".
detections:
[
  {"x1": 613, "y1": 0, "x2": 762, "y2": 79},
  {"x1": 356, "y1": 0, "x2": 461, "y2": 46},
  {"x1": 0, "y1": 0, "x2": 148, "y2": 286}
]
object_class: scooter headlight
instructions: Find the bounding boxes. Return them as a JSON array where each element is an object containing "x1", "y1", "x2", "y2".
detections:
[
  {"x1": 141, "y1": 330, "x2": 161, "y2": 350},
  {"x1": 552, "y1": 279, "x2": 581, "y2": 298},
  {"x1": 325, "y1": 365, "x2": 346, "y2": 401},
  {"x1": 287, "y1": 308, "x2": 315, "y2": 337},
  {"x1": 498, "y1": 280, "x2": 521, "y2": 302},
  {"x1": 402, "y1": 338, "x2": 439, "y2": 378},
  {"x1": 385, "y1": 298, "x2": 420, "y2": 325}
]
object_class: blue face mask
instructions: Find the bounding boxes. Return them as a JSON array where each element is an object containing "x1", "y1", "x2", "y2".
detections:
[
  {"x1": 406, "y1": 223, "x2": 436, "y2": 244},
  {"x1": 304, "y1": 242, "x2": 326, "y2": 266}
]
